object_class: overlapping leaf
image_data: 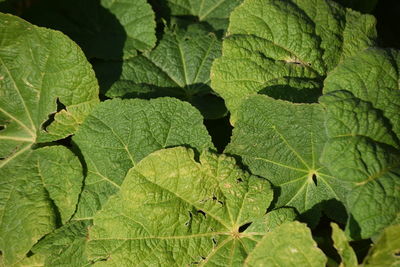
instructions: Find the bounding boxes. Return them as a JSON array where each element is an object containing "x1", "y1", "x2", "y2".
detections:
[
  {"x1": 13, "y1": 0, "x2": 157, "y2": 60},
  {"x1": 320, "y1": 90, "x2": 400, "y2": 239},
  {"x1": 95, "y1": 30, "x2": 226, "y2": 119},
  {"x1": 73, "y1": 97, "x2": 213, "y2": 219},
  {"x1": 0, "y1": 14, "x2": 98, "y2": 265},
  {"x1": 211, "y1": 0, "x2": 377, "y2": 122},
  {"x1": 227, "y1": 95, "x2": 351, "y2": 226},
  {"x1": 363, "y1": 224, "x2": 400, "y2": 266},
  {"x1": 331, "y1": 223, "x2": 358, "y2": 267},
  {"x1": 244, "y1": 222, "x2": 326, "y2": 266},
  {"x1": 324, "y1": 48, "x2": 400, "y2": 140},
  {"x1": 87, "y1": 147, "x2": 324, "y2": 266},
  {"x1": 167, "y1": 0, "x2": 243, "y2": 31}
]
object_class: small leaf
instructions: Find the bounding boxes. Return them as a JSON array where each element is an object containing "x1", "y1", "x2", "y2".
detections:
[
  {"x1": 244, "y1": 221, "x2": 327, "y2": 267},
  {"x1": 331, "y1": 223, "x2": 358, "y2": 267}
]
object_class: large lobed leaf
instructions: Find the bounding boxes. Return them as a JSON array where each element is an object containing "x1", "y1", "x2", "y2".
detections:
[
  {"x1": 227, "y1": 95, "x2": 352, "y2": 226},
  {"x1": 87, "y1": 147, "x2": 326, "y2": 266}
]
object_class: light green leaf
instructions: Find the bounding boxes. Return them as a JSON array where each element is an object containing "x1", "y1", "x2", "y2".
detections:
[
  {"x1": 86, "y1": 147, "x2": 319, "y2": 266},
  {"x1": 363, "y1": 224, "x2": 400, "y2": 267},
  {"x1": 10, "y1": 254, "x2": 45, "y2": 267},
  {"x1": 19, "y1": 0, "x2": 156, "y2": 59},
  {"x1": 246, "y1": 208, "x2": 298, "y2": 234},
  {"x1": 331, "y1": 223, "x2": 358, "y2": 267},
  {"x1": 0, "y1": 146, "x2": 83, "y2": 266},
  {"x1": 167, "y1": 0, "x2": 243, "y2": 31},
  {"x1": 226, "y1": 95, "x2": 351, "y2": 226},
  {"x1": 211, "y1": 0, "x2": 376, "y2": 122},
  {"x1": 244, "y1": 221, "x2": 327, "y2": 267},
  {"x1": 320, "y1": 89, "x2": 400, "y2": 239},
  {"x1": 95, "y1": 30, "x2": 226, "y2": 119},
  {"x1": 324, "y1": 48, "x2": 400, "y2": 140},
  {"x1": 73, "y1": 98, "x2": 213, "y2": 219}
]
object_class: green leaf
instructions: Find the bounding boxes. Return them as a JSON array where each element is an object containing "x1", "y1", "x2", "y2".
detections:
[
  {"x1": 0, "y1": 13, "x2": 99, "y2": 145},
  {"x1": 324, "y1": 48, "x2": 400, "y2": 140},
  {"x1": 18, "y1": 0, "x2": 156, "y2": 60},
  {"x1": 226, "y1": 95, "x2": 351, "y2": 226},
  {"x1": 244, "y1": 221, "x2": 327, "y2": 266},
  {"x1": 95, "y1": 30, "x2": 226, "y2": 119},
  {"x1": 0, "y1": 146, "x2": 83, "y2": 266},
  {"x1": 320, "y1": 90, "x2": 399, "y2": 149},
  {"x1": 211, "y1": 0, "x2": 376, "y2": 122},
  {"x1": 331, "y1": 223, "x2": 358, "y2": 267},
  {"x1": 0, "y1": 14, "x2": 98, "y2": 265},
  {"x1": 363, "y1": 224, "x2": 400, "y2": 267},
  {"x1": 32, "y1": 220, "x2": 91, "y2": 267},
  {"x1": 167, "y1": 0, "x2": 243, "y2": 31},
  {"x1": 73, "y1": 98, "x2": 213, "y2": 219},
  {"x1": 320, "y1": 90, "x2": 400, "y2": 239},
  {"x1": 86, "y1": 147, "x2": 318, "y2": 265}
]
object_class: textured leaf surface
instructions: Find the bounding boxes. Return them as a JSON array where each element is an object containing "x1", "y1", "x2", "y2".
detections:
[
  {"x1": 19, "y1": 0, "x2": 156, "y2": 59},
  {"x1": 363, "y1": 224, "x2": 400, "y2": 267},
  {"x1": 324, "y1": 48, "x2": 400, "y2": 140},
  {"x1": 211, "y1": 0, "x2": 376, "y2": 122},
  {"x1": 320, "y1": 91, "x2": 400, "y2": 239},
  {"x1": 86, "y1": 147, "x2": 319, "y2": 266},
  {"x1": 331, "y1": 223, "x2": 358, "y2": 267},
  {"x1": 0, "y1": 14, "x2": 98, "y2": 265},
  {"x1": 167, "y1": 0, "x2": 243, "y2": 31},
  {"x1": 73, "y1": 98, "x2": 213, "y2": 219},
  {"x1": 95, "y1": 30, "x2": 226, "y2": 119},
  {"x1": 0, "y1": 146, "x2": 83, "y2": 266},
  {"x1": 0, "y1": 13, "x2": 99, "y2": 146},
  {"x1": 227, "y1": 95, "x2": 350, "y2": 226},
  {"x1": 244, "y1": 222, "x2": 326, "y2": 266},
  {"x1": 32, "y1": 220, "x2": 91, "y2": 267}
]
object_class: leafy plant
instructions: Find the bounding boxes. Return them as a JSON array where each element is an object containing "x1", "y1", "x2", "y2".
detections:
[{"x1": 0, "y1": 0, "x2": 399, "y2": 266}]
